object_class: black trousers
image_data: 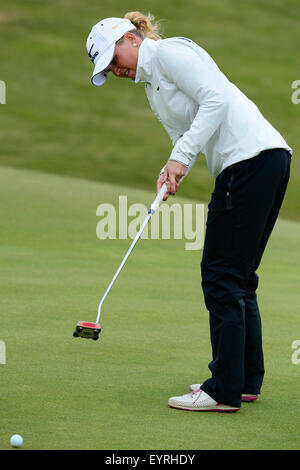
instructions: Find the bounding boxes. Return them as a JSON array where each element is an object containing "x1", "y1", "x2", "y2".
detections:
[{"x1": 200, "y1": 148, "x2": 291, "y2": 408}]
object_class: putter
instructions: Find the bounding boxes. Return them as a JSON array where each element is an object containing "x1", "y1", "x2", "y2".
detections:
[{"x1": 73, "y1": 183, "x2": 168, "y2": 341}]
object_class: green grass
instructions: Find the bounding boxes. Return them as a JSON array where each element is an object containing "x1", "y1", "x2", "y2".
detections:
[
  {"x1": 0, "y1": 166, "x2": 300, "y2": 450},
  {"x1": 0, "y1": 0, "x2": 300, "y2": 221}
]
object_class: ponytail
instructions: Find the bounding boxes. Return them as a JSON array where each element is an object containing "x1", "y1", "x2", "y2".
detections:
[{"x1": 124, "y1": 11, "x2": 163, "y2": 40}]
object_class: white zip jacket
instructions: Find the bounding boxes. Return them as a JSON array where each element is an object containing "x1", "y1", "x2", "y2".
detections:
[{"x1": 134, "y1": 37, "x2": 292, "y2": 178}]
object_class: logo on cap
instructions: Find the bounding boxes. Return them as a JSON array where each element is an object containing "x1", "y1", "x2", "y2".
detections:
[{"x1": 88, "y1": 44, "x2": 99, "y2": 64}]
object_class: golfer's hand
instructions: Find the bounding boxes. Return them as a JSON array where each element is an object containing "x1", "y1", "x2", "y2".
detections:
[{"x1": 156, "y1": 160, "x2": 188, "y2": 201}]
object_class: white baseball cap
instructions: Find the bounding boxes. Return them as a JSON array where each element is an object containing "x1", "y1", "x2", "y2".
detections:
[{"x1": 86, "y1": 17, "x2": 136, "y2": 86}]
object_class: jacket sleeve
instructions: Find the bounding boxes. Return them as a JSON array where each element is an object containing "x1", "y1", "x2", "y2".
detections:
[{"x1": 156, "y1": 39, "x2": 230, "y2": 167}]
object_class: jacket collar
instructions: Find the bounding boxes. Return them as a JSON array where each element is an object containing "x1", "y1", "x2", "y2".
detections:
[{"x1": 135, "y1": 38, "x2": 160, "y2": 84}]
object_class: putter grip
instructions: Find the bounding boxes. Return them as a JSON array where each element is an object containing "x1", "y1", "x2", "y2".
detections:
[{"x1": 150, "y1": 183, "x2": 167, "y2": 214}]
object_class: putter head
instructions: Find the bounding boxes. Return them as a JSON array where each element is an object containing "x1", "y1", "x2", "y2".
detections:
[{"x1": 73, "y1": 321, "x2": 101, "y2": 341}]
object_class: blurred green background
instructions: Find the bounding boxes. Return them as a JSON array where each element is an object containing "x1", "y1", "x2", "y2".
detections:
[{"x1": 0, "y1": 0, "x2": 299, "y2": 219}]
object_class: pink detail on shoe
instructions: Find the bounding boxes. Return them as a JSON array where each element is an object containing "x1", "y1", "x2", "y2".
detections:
[
  {"x1": 169, "y1": 403, "x2": 240, "y2": 412},
  {"x1": 242, "y1": 394, "x2": 258, "y2": 402},
  {"x1": 190, "y1": 388, "x2": 203, "y2": 405}
]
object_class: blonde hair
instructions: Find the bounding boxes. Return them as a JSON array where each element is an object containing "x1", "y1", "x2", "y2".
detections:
[{"x1": 124, "y1": 11, "x2": 163, "y2": 41}]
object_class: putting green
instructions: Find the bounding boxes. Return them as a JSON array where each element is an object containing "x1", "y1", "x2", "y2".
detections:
[{"x1": 0, "y1": 166, "x2": 299, "y2": 450}]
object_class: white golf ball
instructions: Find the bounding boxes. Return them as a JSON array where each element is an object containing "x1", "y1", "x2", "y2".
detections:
[{"x1": 10, "y1": 434, "x2": 23, "y2": 448}]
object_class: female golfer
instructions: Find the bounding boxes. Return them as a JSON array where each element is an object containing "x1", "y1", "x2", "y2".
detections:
[{"x1": 86, "y1": 12, "x2": 292, "y2": 412}]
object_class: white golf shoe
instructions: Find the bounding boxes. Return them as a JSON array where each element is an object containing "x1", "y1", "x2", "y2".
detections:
[
  {"x1": 189, "y1": 384, "x2": 258, "y2": 402},
  {"x1": 168, "y1": 387, "x2": 240, "y2": 412}
]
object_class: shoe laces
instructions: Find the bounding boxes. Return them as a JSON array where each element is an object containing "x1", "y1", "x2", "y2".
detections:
[{"x1": 190, "y1": 388, "x2": 202, "y2": 404}]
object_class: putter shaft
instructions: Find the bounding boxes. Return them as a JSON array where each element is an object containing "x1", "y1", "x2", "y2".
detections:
[{"x1": 95, "y1": 183, "x2": 167, "y2": 324}]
